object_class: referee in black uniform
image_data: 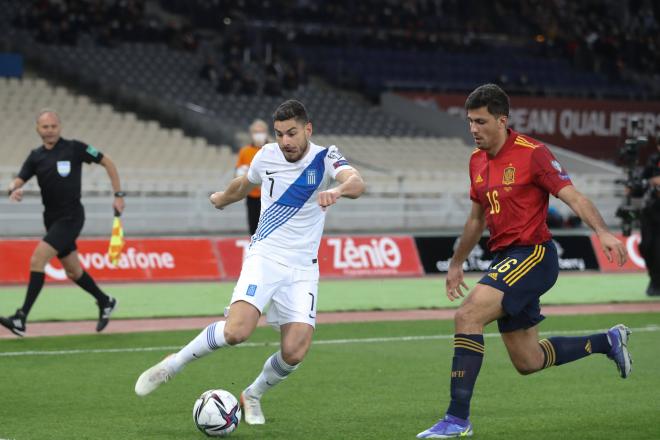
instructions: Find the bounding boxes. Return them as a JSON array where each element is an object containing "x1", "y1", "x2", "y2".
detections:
[{"x1": 0, "y1": 109, "x2": 125, "y2": 336}]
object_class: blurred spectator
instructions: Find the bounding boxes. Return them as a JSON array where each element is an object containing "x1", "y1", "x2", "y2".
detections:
[
  {"x1": 240, "y1": 71, "x2": 259, "y2": 95},
  {"x1": 235, "y1": 119, "x2": 270, "y2": 235},
  {"x1": 199, "y1": 56, "x2": 219, "y2": 86},
  {"x1": 217, "y1": 68, "x2": 238, "y2": 94},
  {"x1": 35, "y1": 20, "x2": 58, "y2": 44},
  {"x1": 12, "y1": 0, "x2": 660, "y2": 97},
  {"x1": 19, "y1": 0, "x2": 166, "y2": 48}
]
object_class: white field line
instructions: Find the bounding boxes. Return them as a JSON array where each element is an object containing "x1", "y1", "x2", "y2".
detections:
[{"x1": 0, "y1": 325, "x2": 658, "y2": 358}]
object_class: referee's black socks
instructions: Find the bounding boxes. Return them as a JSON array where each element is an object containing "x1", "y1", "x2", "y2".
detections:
[
  {"x1": 75, "y1": 271, "x2": 110, "y2": 305},
  {"x1": 21, "y1": 271, "x2": 46, "y2": 316}
]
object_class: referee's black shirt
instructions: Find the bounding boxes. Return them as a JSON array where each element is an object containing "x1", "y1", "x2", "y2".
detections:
[{"x1": 17, "y1": 138, "x2": 104, "y2": 217}]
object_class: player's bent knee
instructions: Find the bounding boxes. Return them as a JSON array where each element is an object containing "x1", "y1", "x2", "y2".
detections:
[
  {"x1": 223, "y1": 325, "x2": 251, "y2": 346},
  {"x1": 454, "y1": 306, "x2": 480, "y2": 328},
  {"x1": 65, "y1": 269, "x2": 81, "y2": 280},
  {"x1": 280, "y1": 348, "x2": 306, "y2": 366},
  {"x1": 512, "y1": 357, "x2": 543, "y2": 375},
  {"x1": 514, "y1": 365, "x2": 536, "y2": 375}
]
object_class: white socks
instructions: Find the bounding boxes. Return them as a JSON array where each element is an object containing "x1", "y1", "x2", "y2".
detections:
[
  {"x1": 166, "y1": 324, "x2": 300, "y2": 400},
  {"x1": 169, "y1": 321, "x2": 227, "y2": 373},
  {"x1": 245, "y1": 351, "x2": 298, "y2": 398}
]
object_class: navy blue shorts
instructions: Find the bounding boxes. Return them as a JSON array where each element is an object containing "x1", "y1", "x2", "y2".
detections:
[{"x1": 478, "y1": 240, "x2": 559, "y2": 333}]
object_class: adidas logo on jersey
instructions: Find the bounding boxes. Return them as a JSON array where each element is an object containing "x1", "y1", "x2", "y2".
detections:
[
  {"x1": 475, "y1": 174, "x2": 483, "y2": 184},
  {"x1": 488, "y1": 272, "x2": 498, "y2": 280},
  {"x1": 514, "y1": 136, "x2": 538, "y2": 149}
]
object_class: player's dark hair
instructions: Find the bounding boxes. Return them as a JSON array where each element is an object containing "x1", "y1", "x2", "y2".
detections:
[
  {"x1": 273, "y1": 99, "x2": 310, "y2": 125},
  {"x1": 465, "y1": 84, "x2": 510, "y2": 117}
]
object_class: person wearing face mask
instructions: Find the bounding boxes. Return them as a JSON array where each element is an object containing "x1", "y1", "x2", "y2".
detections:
[{"x1": 236, "y1": 119, "x2": 269, "y2": 235}]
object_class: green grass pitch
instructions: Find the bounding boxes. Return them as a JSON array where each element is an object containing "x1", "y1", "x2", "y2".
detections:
[
  {"x1": 0, "y1": 274, "x2": 658, "y2": 439},
  {"x1": 0, "y1": 273, "x2": 653, "y2": 321},
  {"x1": 0, "y1": 314, "x2": 659, "y2": 439}
]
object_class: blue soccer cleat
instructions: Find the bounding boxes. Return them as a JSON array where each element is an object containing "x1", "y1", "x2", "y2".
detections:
[
  {"x1": 607, "y1": 324, "x2": 632, "y2": 379},
  {"x1": 417, "y1": 414, "x2": 473, "y2": 438}
]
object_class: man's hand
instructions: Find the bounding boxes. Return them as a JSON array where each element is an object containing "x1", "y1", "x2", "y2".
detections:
[
  {"x1": 318, "y1": 189, "x2": 340, "y2": 211},
  {"x1": 210, "y1": 192, "x2": 225, "y2": 210},
  {"x1": 113, "y1": 196, "x2": 125, "y2": 215},
  {"x1": 8, "y1": 188, "x2": 23, "y2": 202},
  {"x1": 446, "y1": 263, "x2": 469, "y2": 301},
  {"x1": 597, "y1": 231, "x2": 627, "y2": 266}
]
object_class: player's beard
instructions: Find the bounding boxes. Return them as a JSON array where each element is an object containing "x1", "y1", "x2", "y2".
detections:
[{"x1": 282, "y1": 136, "x2": 309, "y2": 162}]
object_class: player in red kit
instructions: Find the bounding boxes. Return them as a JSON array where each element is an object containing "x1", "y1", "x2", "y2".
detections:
[{"x1": 417, "y1": 84, "x2": 631, "y2": 439}]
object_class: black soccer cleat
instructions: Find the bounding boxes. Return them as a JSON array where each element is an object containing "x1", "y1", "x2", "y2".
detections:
[
  {"x1": 96, "y1": 297, "x2": 117, "y2": 332},
  {"x1": 0, "y1": 309, "x2": 27, "y2": 337},
  {"x1": 646, "y1": 283, "x2": 660, "y2": 297}
]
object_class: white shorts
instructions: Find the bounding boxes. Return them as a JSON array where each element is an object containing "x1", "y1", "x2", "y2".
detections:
[{"x1": 229, "y1": 254, "x2": 319, "y2": 329}]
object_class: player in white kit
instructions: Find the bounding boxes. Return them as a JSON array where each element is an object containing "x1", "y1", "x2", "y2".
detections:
[{"x1": 135, "y1": 100, "x2": 366, "y2": 425}]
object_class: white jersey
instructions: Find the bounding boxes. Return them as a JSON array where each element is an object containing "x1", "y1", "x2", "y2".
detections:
[{"x1": 246, "y1": 141, "x2": 353, "y2": 268}]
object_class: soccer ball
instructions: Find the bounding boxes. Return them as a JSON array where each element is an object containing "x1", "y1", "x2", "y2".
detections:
[{"x1": 192, "y1": 389, "x2": 242, "y2": 437}]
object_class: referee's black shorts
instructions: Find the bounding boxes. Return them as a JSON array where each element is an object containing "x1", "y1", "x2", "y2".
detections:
[{"x1": 43, "y1": 206, "x2": 85, "y2": 259}]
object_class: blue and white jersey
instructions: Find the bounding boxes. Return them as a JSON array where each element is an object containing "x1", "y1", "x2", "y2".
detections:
[{"x1": 246, "y1": 141, "x2": 354, "y2": 268}]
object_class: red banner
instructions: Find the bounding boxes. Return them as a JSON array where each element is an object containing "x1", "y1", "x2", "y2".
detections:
[
  {"x1": 401, "y1": 92, "x2": 660, "y2": 160},
  {"x1": 0, "y1": 240, "x2": 38, "y2": 284},
  {"x1": 317, "y1": 235, "x2": 423, "y2": 277},
  {"x1": 215, "y1": 237, "x2": 251, "y2": 279},
  {"x1": 590, "y1": 233, "x2": 645, "y2": 273},
  {"x1": 0, "y1": 234, "x2": 645, "y2": 281},
  {"x1": 213, "y1": 235, "x2": 424, "y2": 279},
  {"x1": 0, "y1": 235, "x2": 424, "y2": 284},
  {"x1": 0, "y1": 238, "x2": 221, "y2": 283}
]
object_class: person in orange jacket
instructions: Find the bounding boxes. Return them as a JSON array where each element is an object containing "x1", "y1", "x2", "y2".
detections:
[{"x1": 236, "y1": 119, "x2": 269, "y2": 235}]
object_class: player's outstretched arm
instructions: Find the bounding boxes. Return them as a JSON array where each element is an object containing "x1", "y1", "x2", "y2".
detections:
[
  {"x1": 318, "y1": 169, "x2": 365, "y2": 210},
  {"x1": 210, "y1": 175, "x2": 258, "y2": 210},
  {"x1": 100, "y1": 155, "x2": 125, "y2": 215},
  {"x1": 7, "y1": 177, "x2": 26, "y2": 202},
  {"x1": 558, "y1": 185, "x2": 627, "y2": 266},
  {"x1": 446, "y1": 202, "x2": 486, "y2": 301}
]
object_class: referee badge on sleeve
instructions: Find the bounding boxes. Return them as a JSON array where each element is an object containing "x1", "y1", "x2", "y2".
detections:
[{"x1": 56, "y1": 161, "x2": 71, "y2": 177}]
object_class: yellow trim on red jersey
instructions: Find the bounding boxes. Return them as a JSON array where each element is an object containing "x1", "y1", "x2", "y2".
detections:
[{"x1": 513, "y1": 136, "x2": 539, "y2": 149}]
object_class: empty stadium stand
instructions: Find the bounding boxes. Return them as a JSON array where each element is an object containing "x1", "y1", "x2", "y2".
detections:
[
  {"x1": 0, "y1": 76, "x2": 235, "y2": 194},
  {"x1": 0, "y1": 1, "x2": 628, "y2": 236}
]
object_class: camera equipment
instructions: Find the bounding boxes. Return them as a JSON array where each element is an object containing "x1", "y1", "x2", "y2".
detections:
[{"x1": 615, "y1": 118, "x2": 648, "y2": 236}]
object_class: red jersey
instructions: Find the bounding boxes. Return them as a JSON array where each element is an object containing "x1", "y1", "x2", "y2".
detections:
[{"x1": 469, "y1": 129, "x2": 573, "y2": 252}]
